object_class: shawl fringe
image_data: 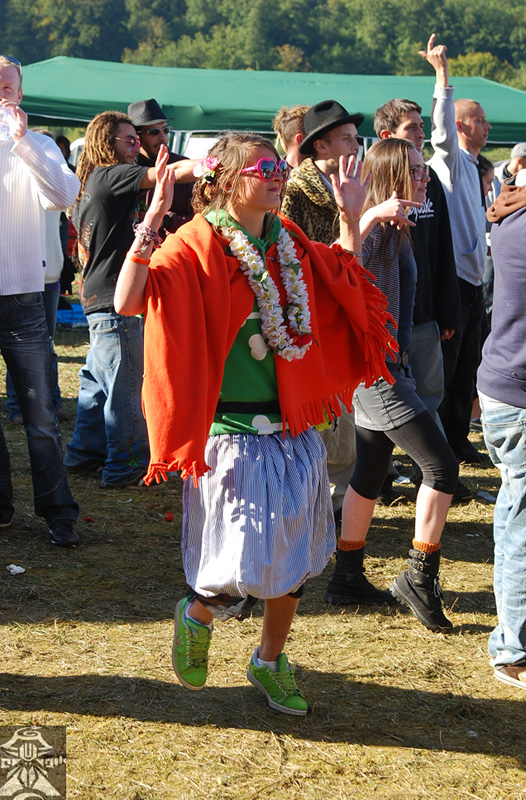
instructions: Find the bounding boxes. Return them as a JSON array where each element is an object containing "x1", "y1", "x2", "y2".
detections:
[{"x1": 142, "y1": 215, "x2": 396, "y2": 484}]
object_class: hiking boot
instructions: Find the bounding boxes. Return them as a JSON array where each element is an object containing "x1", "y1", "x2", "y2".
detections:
[
  {"x1": 247, "y1": 652, "x2": 308, "y2": 716},
  {"x1": 172, "y1": 596, "x2": 212, "y2": 690},
  {"x1": 324, "y1": 546, "x2": 396, "y2": 606},
  {"x1": 389, "y1": 548, "x2": 452, "y2": 631},
  {"x1": 48, "y1": 519, "x2": 79, "y2": 547},
  {"x1": 494, "y1": 662, "x2": 526, "y2": 690}
]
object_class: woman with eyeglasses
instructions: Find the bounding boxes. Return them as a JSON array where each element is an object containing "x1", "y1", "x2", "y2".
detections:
[
  {"x1": 325, "y1": 137, "x2": 459, "y2": 632},
  {"x1": 114, "y1": 131, "x2": 396, "y2": 715}
]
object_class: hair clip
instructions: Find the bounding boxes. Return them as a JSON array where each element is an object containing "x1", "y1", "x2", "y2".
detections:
[{"x1": 193, "y1": 155, "x2": 220, "y2": 184}]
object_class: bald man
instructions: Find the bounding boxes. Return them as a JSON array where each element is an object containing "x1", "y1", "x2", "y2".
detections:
[{"x1": 420, "y1": 34, "x2": 491, "y2": 467}]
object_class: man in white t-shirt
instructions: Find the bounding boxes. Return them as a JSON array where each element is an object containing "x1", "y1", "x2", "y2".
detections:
[{"x1": 0, "y1": 55, "x2": 80, "y2": 546}]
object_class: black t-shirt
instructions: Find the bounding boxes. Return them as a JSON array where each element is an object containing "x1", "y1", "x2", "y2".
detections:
[{"x1": 74, "y1": 164, "x2": 148, "y2": 313}]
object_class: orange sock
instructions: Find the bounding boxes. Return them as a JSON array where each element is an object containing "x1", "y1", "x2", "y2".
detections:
[
  {"x1": 412, "y1": 538, "x2": 441, "y2": 554},
  {"x1": 338, "y1": 538, "x2": 367, "y2": 551}
]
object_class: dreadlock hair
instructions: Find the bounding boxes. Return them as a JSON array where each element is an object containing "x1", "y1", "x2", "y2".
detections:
[
  {"x1": 76, "y1": 110, "x2": 132, "y2": 196},
  {"x1": 192, "y1": 131, "x2": 283, "y2": 224}
]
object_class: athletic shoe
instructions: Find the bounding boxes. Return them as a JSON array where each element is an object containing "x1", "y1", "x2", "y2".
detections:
[
  {"x1": 494, "y1": 663, "x2": 526, "y2": 690},
  {"x1": 247, "y1": 652, "x2": 308, "y2": 716},
  {"x1": 48, "y1": 519, "x2": 79, "y2": 547},
  {"x1": 172, "y1": 597, "x2": 211, "y2": 691}
]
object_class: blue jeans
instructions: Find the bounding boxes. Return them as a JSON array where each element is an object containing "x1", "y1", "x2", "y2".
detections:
[
  {"x1": 0, "y1": 293, "x2": 78, "y2": 524},
  {"x1": 6, "y1": 286, "x2": 62, "y2": 418},
  {"x1": 65, "y1": 312, "x2": 149, "y2": 486},
  {"x1": 479, "y1": 391, "x2": 526, "y2": 667}
]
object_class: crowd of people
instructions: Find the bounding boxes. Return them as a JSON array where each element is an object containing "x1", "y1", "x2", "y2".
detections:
[{"x1": 1, "y1": 31, "x2": 525, "y2": 714}]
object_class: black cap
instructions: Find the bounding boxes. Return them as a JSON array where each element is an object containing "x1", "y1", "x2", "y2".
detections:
[
  {"x1": 127, "y1": 98, "x2": 170, "y2": 128},
  {"x1": 299, "y1": 100, "x2": 364, "y2": 155}
]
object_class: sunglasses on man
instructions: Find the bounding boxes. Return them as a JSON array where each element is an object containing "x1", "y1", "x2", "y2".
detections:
[
  {"x1": 142, "y1": 125, "x2": 173, "y2": 137},
  {"x1": 240, "y1": 158, "x2": 290, "y2": 182}
]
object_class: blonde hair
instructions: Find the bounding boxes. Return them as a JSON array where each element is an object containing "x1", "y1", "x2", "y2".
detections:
[
  {"x1": 0, "y1": 56, "x2": 22, "y2": 85},
  {"x1": 76, "y1": 110, "x2": 131, "y2": 195},
  {"x1": 192, "y1": 132, "x2": 282, "y2": 221},
  {"x1": 272, "y1": 105, "x2": 308, "y2": 151}
]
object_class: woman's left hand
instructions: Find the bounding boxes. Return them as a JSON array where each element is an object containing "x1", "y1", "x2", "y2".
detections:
[
  {"x1": 331, "y1": 155, "x2": 370, "y2": 224},
  {"x1": 144, "y1": 144, "x2": 176, "y2": 229}
]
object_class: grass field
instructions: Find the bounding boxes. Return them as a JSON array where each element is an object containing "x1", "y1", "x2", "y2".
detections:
[{"x1": 1, "y1": 318, "x2": 525, "y2": 799}]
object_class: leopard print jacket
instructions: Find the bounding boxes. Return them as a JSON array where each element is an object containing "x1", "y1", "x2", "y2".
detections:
[{"x1": 281, "y1": 157, "x2": 340, "y2": 246}]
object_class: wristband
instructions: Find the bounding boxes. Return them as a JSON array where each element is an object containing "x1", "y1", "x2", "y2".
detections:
[{"x1": 126, "y1": 253, "x2": 150, "y2": 265}]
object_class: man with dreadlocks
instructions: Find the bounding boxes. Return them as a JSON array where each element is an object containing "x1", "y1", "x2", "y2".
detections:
[{"x1": 65, "y1": 110, "x2": 196, "y2": 488}]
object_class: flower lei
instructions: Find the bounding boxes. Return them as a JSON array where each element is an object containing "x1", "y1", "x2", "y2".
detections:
[{"x1": 221, "y1": 226, "x2": 314, "y2": 361}]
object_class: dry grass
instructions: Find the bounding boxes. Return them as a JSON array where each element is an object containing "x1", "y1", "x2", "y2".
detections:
[{"x1": 1, "y1": 311, "x2": 525, "y2": 800}]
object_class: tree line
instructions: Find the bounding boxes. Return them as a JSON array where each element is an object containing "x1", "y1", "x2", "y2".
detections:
[{"x1": 3, "y1": 0, "x2": 526, "y2": 88}]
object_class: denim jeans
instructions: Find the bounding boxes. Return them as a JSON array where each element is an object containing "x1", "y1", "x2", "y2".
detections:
[
  {"x1": 65, "y1": 312, "x2": 149, "y2": 486},
  {"x1": 0, "y1": 293, "x2": 78, "y2": 525},
  {"x1": 6, "y1": 286, "x2": 62, "y2": 418},
  {"x1": 479, "y1": 391, "x2": 526, "y2": 667}
]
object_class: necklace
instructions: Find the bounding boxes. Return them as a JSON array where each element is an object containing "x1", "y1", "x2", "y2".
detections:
[{"x1": 221, "y1": 226, "x2": 313, "y2": 361}]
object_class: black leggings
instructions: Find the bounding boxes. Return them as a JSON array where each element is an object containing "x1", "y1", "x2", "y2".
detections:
[{"x1": 350, "y1": 411, "x2": 458, "y2": 500}]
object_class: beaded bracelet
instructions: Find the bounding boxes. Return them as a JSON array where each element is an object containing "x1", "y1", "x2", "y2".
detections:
[
  {"x1": 126, "y1": 252, "x2": 150, "y2": 265},
  {"x1": 132, "y1": 222, "x2": 163, "y2": 249}
]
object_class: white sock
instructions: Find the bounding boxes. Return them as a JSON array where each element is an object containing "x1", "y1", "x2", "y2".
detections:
[{"x1": 253, "y1": 647, "x2": 278, "y2": 672}]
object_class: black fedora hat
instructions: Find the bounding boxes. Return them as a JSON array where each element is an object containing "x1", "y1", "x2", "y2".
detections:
[
  {"x1": 299, "y1": 100, "x2": 364, "y2": 155},
  {"x1": 127, "y1": 98, "x2": 170, "y2": 128}
]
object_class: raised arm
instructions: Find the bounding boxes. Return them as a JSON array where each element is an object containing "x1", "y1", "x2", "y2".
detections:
[
  {"x1": 3, "y1": 99, "x2": 80, "y2": 209},
  {"x1": 115, "y1": 146, "x2": 175, "y2": 315},
  {"x1": 331, "y1": 156, "x2": 368, "y2": 258},
  {"x1": 140, "y1": 156, "x2": 199, "y2": 189},
  {"x1": 420, "y1": 34, "x2": 460, "y2": 182}
]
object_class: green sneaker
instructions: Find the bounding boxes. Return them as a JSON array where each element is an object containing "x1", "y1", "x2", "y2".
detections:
[
  {"x1": 247, "y1": 652, "x2": 308, "y2": 716},
  {"x1": 172, "y1": 597, "x2": 212, "y2": 691}
]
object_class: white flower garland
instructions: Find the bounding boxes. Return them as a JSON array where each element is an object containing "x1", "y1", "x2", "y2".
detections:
[{"x1": 221, "y1": 226, "x2": 313, "y2": 361}]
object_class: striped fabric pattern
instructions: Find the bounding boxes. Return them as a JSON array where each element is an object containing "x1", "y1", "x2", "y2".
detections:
[
  {"x1": 0, "y1": 132, "x2": 80, "y2": 295},
  {"x1": 182, "y1": 429, "x2": 335, "y2": 599}
]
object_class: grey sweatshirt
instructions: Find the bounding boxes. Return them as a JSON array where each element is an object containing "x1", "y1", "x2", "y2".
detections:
[{"x1": 428, "y1": 85, "x2": 486, "y2": 286}]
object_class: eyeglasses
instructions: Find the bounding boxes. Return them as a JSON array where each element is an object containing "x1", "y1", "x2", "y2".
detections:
[
  {"x1": 0, "y1": 55, "x2": 22, "y2": 74},
  {"x1": 240, "y1": 158, "x2": 290, "y2": 182},
  {"x1": 409, "y1": 164, "x2": 430, "y2": 180},
  {"x1": 114, "y1": 136, "x2": 141, "y2": 149},
  {"x1": 142, "y1": 125, "x2": 173, "y2": 136}
]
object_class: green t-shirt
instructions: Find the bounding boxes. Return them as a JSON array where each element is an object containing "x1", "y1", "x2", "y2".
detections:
[{"x1": 206, "y1": 211, "x2": 284, "y2": 435}]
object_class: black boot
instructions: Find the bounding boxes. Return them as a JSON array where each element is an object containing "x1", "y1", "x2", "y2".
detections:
[
  {"x1": 325, "y1": 547, "x2": 395, "y2": 606},
  {"x1": 389, "y1": 548, "x2": 452, "y2": 631}
]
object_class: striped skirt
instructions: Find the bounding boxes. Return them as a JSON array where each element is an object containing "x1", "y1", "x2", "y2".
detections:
[{"x1": 182, "y1": 428, "x2": 335, "y2": 599}]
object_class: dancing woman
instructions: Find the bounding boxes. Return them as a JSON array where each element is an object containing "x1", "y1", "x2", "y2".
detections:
[
  {"x1": 115, "y1": 133, "x2": 395, "y2": 714},
  {"x1": 325, "y1": 138, "x2": 459, "y2": 631}
]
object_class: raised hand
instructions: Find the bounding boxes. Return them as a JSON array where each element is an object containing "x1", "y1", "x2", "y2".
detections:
[
  {"x1": 144, "y1": 144, "x2": 175, "y2": 229},
  {"x1": 331, "y1": 154, "x2": 370, "y2": 224},
  {"x1": 0, "y1": 98, "x2": 27, "y2": 141},
  {"x1": 419, "y1": 33, "x2": 449, "y2": 84}
]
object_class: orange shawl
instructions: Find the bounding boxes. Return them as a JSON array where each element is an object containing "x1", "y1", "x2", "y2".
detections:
[{"x1": 142, "y1": 214, "x2": 396, "y2": 485}]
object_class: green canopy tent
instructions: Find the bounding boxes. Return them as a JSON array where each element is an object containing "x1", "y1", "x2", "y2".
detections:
[{"x1": 22, "y1": 56, "x2": 526, "y2": 144}]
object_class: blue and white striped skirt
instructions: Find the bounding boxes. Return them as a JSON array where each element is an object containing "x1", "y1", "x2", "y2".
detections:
[{"x1": 182, "y1": 429, "x2": 335, "y2": 599}]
